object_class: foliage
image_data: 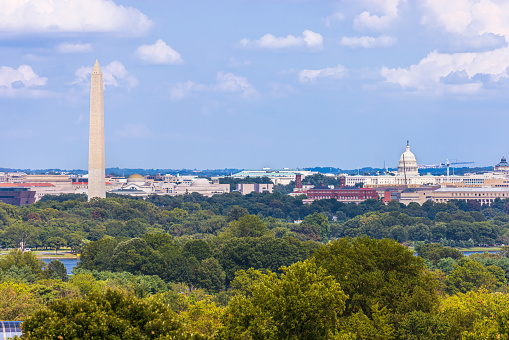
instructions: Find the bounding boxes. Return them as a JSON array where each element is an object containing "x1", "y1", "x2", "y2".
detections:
[
  {"x1": 219, "y1": 260, "x2": 347, "y2": 339},
  {"x1": 20, "y1": 289, "x2": 202, "y2": 339},
  {"x1": 313, "y1": 237, "x2": 438, "y2": 321},
  {"x1": 444, "y1": 258, "x2": 497, "y2": 294}
]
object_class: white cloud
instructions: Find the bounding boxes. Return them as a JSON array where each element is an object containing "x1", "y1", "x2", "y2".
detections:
[
  {"x1": 170, "y1": 72, "x2": 258, "y2": 101},
  {"x1": 57, "y1": 43, "x2": 92, "y2": 53},
  {"x1": 135, "y1": 39, "x2": 182, "y2": 65},
  {"x1": 341, "y1": 35, "x2": 397, "y2": 48},
  {"x1": 116, "y1": 123, "x2": 151, "y2": 138},
  {"x1": 354, "y1": 0, "x2": 405, "y2": 31},
  {"x1": 298, "y1": 65, "x2": 347, "y2": 83},
  {"x1": 73, "y1": 61, "x2": 138, "y2": 89},
  {"x1": 240, "y1": 30, "x2": 323, "y2": 49},
  {"x1": 380, "y1": 48, "x2": 509, "y2": 93},
  {"x1": 378, "y1": 0, "x2": 509, "y2": 94},
  {"x1": 0, "y1": 64, "x2": 52, "y2": 98},
  {"x1": 0, "y1": 0, "x2": 152, "y2": 36}
]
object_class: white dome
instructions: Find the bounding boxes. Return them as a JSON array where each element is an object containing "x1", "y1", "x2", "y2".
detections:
[
  {"x1": 191, "y1": 178, "x2": 211, "y2": 186},
  {"x1": 398, "y1": 144, "x2": 419, "y2": 176},
  {"x1": 127, "y1": 174, "x2": 145, "y2": 183}
]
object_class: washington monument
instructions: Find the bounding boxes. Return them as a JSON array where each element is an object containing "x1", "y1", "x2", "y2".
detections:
[{"x1": 88, "y1": 60, "x2": 106, "y2": 200}]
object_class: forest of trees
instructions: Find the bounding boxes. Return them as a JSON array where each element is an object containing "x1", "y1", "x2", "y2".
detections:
[{"x1": 2, "y1": 191, "x2": 509, "y2": 338}]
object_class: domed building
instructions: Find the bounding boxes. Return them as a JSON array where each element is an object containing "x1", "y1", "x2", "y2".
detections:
[
  {"x1": 494, "y1": 156, "x2": 509, "y2": 174},
  {"x1": 397, "y1": 142, "x2": 419, "y2": 176},
  {"x1": 109, "y1": 174, "x2": 160, "y2": 198},
  {"x1": 127, "y1": 174, "x2": 145, "y2": 183},
  {"x1": 161, "y1": 177, "x2": 230, "y2": 196}
]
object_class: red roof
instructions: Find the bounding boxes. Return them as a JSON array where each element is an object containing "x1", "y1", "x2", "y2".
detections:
[{"x1": 0, "y1": 183, "x2": 55, "y2": 187}]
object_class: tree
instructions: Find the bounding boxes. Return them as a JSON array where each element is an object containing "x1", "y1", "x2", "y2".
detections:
[
  {"x1": 2, "y1": 222, "x2": 36, "y2": 251},
  {"x1": 219, "y1": 260, "x2": 347, "y2": 339},
  {"x1": 416, "y1": 243, "x2": 463, "y2": 265},
  {"x1": 0, "y1": 249, "x2": 45, "y2": 277},
  {"x1": 44, "y1": 260, "x2": 68, "y2": 281},
  {"x1": 396, "y1": 311, "x2": 450, "y2": 340},
  {"x1": 194, "y1": 257, "x2": 225, "y2": 293},
  {"x1": 47, "y1": 236, "x2": 67, "y2": 255},
  {"x1": 20, "y1": 289, "x2": 197, "y2": 339},
  {"x1": 301, "y1": 212, "x2": 330, "y2": 242},
  {"x1": 183, "y1": 239, "x2": 212, "y2": 262},
  {"x1": 227, "y1": 214, "x2": 266, "y2": 238},
  {"x1": 313, "y1": 237, "x2": 438, "y2": 320},
  {"x1": 226, "y1": 205, "x2": 248, "y2": 222},
  {"x1": 444, "y1": 258, "x2": 497, "y2": 294}
]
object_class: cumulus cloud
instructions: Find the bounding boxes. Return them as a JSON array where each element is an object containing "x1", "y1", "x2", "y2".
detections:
[
  {"x1": 298, "y1": 65, "x2": 347, "y2": 83},
  {"x1": 0, "y1": 0, "x2": 152, "y2": 36},
  {"x1": 170, "y1": 72, "x2": 258, "y2": 101},
  {"x1": 240, "y1": 30, "x2": 323, "y2": 49},
  {"x1": 354, "y1": 0, "x2": 405, "y2": 31},
  {"x1": 421, "y1": 0, "x2": 509, "y2": 45},
  {"x1": 380, "y1": 48, "x2": 509, "y2": 93},
  {"x1": 378, "y1": 0, "x2": 509, "y2": 94},
  {"x1": 135, "y1": 39, "x2": 182, "y2": 65},
  {"x1": 0, "y1": 64, "x2": 52, "y2": 98},
  {"x1": 341, "y1": 35, "x2": 397, "y2": 48},
  {"x1": 73, "y1": 61, "x2": 138, "y2": 89},
  {"x1": 57, "y1": 43, "x2": 92, "y2": 53}
]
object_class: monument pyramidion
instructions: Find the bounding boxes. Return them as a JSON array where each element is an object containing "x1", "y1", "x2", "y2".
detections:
[{"x1": 88, "y1": 60, "x2": 106, "y2": 200}]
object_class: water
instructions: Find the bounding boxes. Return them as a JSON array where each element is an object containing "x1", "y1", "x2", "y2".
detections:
[
  {"x1": 42, "y1": 258, "x2": 79, "y2": 275},
  {"x1": 461, "y1": 250, "x2": 498, "y2": 256}
]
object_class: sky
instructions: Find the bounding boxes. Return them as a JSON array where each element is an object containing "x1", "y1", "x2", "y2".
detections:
[{"x1": 1, "y1": 0, "x2": 509, "y2": 171}]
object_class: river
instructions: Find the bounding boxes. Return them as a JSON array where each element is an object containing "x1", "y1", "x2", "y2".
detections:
[{"x1": 43, "y1": 258, "x2": 79, "y2": 275}]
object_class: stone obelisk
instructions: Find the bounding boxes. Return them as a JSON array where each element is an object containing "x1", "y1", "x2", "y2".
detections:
[{"x1": 88, "y1": 60, "x2": 106, "y2": 200}]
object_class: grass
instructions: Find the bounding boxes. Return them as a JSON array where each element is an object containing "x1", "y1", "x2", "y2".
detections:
[
  {"x1": 455, "y1": 247, "x2": 501, "y2": 252},
  {"x1": 0, "y1": 248, "x2": 79, "y2": 259}
]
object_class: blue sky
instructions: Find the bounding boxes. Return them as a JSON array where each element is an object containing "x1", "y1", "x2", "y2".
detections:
[{"x1": 1, "y1": 0, "x2": 509, "y2": 170}]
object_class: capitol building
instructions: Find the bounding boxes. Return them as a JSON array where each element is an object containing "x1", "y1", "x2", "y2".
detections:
[{"x1": 344, "y1": 143, "x2": 509, "y2": 188}]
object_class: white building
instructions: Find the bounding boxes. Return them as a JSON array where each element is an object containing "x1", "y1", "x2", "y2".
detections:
[
  {"x1": 230, "y1": 168, "x2": 315, "y2": 185},
  {"x1": 344, "y1": 143, "x2": 509, "y2": 188},
  {"x1": 160, "y1": 178, "x2": 230, "y2": 196}
]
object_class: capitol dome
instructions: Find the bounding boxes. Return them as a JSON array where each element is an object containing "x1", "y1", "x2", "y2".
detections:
[
  {"x1": 127, "y1": 174, "x2": 145, "y2": 183},
  {"x1": 397, "y1": 143, "x2": 419, "y2": 176}
]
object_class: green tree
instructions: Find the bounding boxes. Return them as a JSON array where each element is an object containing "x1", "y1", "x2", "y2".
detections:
[
  {"x1": 416, "y1": 243, "x2": 464, "y2": 265},
  {"x1": 44, "y1": 260, "x2": 68, "y2": 281},
  {"x1": 227, "y1": 214, "x2": 266, "y2": 238},
  {"x1": 0, "y1": 250, "x2": 45, "y2": 277},
  {"x1": 2, "y1": 222, "x2": 36, "y2": 251},
  {"x1": 226, "y1": 205, "x2": 248, "y2": 222},
  {"x1": 302, "y1": 212, "x2": 330, "y2": 242},
  {"x1": 194, "y1": 257, "x2": 225, "y2": 293},
  {"x1": 313, "y1": 237, "x2": 438, "y2": 320},
  {"x1": 219, "y1": 260, "x2": 347, "y2": 339},
  {"x1": 20, "y1": 289, "x2": 198, "y2": 339},
  {"x1": 47, "y1": 236, "x2": 67, "y2": 255},
  {"x1": 445, "y1": 258, "x2": 497, "y2": 294},
  {"x1": 396, "y1": 311, "x2": 450, "y2": 340},
  {"x1": 183, "y1": 239, "x2": 212, "y2": 262}
]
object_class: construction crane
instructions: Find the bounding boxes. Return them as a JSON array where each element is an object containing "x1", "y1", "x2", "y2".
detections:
[
  {"x1": 419, "y1": 159, "x2": 474, "y2": 180},
  {"x1": 445, "y1": 159, "x2": 474, "y2": 179}
]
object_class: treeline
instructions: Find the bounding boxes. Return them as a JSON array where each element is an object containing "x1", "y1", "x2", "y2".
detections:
[
  {"x1": 5, "y1": 237, "x2": 509, "y2": 339},
  {"x1": 3, "y1": 189, "x2": 509, "y2": 256}
]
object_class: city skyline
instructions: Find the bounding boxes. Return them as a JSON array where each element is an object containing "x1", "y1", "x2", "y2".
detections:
[{"x1": 1, "y1": 1, "x2": 509, "y2": 170}]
